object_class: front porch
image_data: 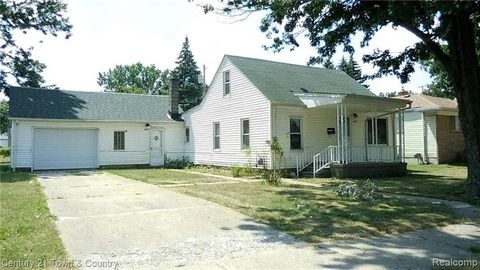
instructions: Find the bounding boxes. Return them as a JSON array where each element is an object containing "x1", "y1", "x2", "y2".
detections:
[{"x1": 291, "y1": 93, "x2": 410, "y2": 178}]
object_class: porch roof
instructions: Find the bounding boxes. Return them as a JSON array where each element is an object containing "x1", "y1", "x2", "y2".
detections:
[{"x1": 294, "y1": 93, "x2": 411, "y2": 112}]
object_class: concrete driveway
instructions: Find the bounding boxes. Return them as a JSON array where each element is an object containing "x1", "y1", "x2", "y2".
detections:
[{"x1": 38, "y1": 171, "x2": 480, "y2": 270}]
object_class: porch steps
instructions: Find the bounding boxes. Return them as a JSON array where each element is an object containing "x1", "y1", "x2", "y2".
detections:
[{"x1": 298, "y1": 163, "x2": 332, "y2": 178}]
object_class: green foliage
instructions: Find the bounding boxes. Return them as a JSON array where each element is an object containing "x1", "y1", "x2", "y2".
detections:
[
  {"x1": 97, "y1": 63, "x2": 170, "y2": 95},
  {"x1": 163, "y1": 156, "x2": 193, "y2": 169},
  {"x1": 0, "y1": 101, "x2": 8, "y2": 134},
  {"x1": 231, "y1": 166, "x2": 242, "y2": 178},
  {"x1": 421, "y1": 56, "x2": 455, "y2": 99},
  {"x1": 337, "y1": 54, "x2": 366, "y2": 85},
  {"x1": 334, "y1": 180, "x2": 383, "y2": 201},
  {"x1": 174, "y1": 37, "x2": 203, "y2": 110},
  {"x1": 0, "y1": 148, "x2": 10, "y2": 157},
  {"x1": 230, "y1": 166, "x2": 258, "y2": 178},
  {"x1": 263, "y1": 137, "x2": 285, "y2": 185},
  {"x1": 0, "y1": 0, "x2": 72, "y2": 92}
]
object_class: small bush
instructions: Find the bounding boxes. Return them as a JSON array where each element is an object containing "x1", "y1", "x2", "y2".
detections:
[
  {"x1": 0, "y1": 148, "x2": 10, "y2": 157},
  {"x1": 263, "y1": 137, "x2": 285, "y2": 185},
  {"x1": 164, "y1": 156, "x2": 193, "y2": 169},
  {"x1": 334, "y1": 180, "x2": 383, "y2": 201},
  {"x1": 231, "y1": 166, "x2": 242, "y2": 177}
]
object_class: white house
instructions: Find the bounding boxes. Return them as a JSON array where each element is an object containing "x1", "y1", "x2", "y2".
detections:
[
  {"x1": 8, "y1": 85, "x2": 185, "y2": 170},
  {"x1": 183, "y1": 55, "x2": 411, "y2": 178},
  {"x1": 394, "y1": 93, "x2": 464, "y2": 164},
  {"x1": 9, "y1": 55, "x2": 412, "y2": 178}
]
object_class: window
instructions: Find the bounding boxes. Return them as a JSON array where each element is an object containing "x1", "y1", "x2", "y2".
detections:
[
  {"x1": 113, "y1": 131, "x2": 125, "y2": 150},
  {"x1": 290, "y1": 118, "x2": 302, "y2": 149},
  {"x1": 450, "y1": 116, "x2": 461, "y2": 131},
  {"x1": 223, "y1": 71, "x2": 230, "y2": 95},
  {"x1": 241, "y1": 119, "x2": 250, "y2": 149},
  {"x1": 213, "y1": 122, "x2": 220, "y2": 149},
  {"x1": 367, "y1": 118, "x2": 388, "y2": 144},
  {"x1": 185, "y1": 127, "x2": 190, "y2": 143}
]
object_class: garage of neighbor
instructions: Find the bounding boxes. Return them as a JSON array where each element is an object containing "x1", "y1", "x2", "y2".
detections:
[{"x1": 33, "y1": 128, "x2": 98, "y2": 170}]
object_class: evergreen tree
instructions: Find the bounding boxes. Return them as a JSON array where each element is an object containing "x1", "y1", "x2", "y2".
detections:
[
  {"x1": 322, "y1": 59, "x2": 335, "y2": 69},
  {"x1": 174, "y1": 37, "x2": 203, "y2": 110},
  {"x1": 337, "y1": 54, "x2": 366, "y2": 85}
]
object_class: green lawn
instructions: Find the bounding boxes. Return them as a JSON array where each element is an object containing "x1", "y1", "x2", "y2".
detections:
[
  {"x1": 169, "y1": 181, "x2": 456, "y2": 243},
  {"x1": 0, "y1": 162, "x2": 69, "y2": 268},
  {"x1": 302, "y1": 164, "x2": 474, "y2": 204},
  {"x1": 106, "y1": 168, "x2": 232, "y2": 185}
]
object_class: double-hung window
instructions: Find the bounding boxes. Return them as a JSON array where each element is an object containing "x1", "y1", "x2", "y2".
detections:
[
  {"x1": 241, "y1": 119, "x2": 250, "y2": 149},
  {"x1": 450, "y1": 116, "x2": 461, "y2": 131},
  {"x1": 223, "y1": 71, "x2": 230, "y2": 95},
  {"x1": 185, "y1": 127, "x2": 190, "y2": 143},
  {"x1": 113, "y1": 131, "x2": 125, "y2": 150},
  {"x1": 290, "y1": 118, "x2": 302, "y2": 149},
  {"x1": 213, "y1": 122, "x2": 220, "y2": 149}
]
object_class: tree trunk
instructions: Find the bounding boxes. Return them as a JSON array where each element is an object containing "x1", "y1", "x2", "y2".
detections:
[{"x1": 447, "y1": 11, "x2": 480, "y2": 198}]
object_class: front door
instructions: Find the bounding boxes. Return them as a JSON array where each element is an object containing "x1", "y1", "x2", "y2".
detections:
[{"x1": 150, "y1": 129, "x2": 164, "y2": 166}]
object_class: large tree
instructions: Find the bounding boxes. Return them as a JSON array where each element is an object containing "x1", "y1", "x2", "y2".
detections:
[
  {"x1": 174, "y1": 37, "x2": 203, "y2": 110},
  {"x1": 97, "y1": 63, "x2": 169, "y2": 95},
  {"x1": 205, "y1": 1, "x2": 480, "y2": 197},
  {"x1": 0, "y1": 0, "x2": 72, "y2": 92}
]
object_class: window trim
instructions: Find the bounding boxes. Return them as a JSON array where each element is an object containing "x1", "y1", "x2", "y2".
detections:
[
  {"x1": 185, "y1": 126, "x2": 190, "y2": 143},
  {"x1": 289, "y1": 117, "x2": 303, "y2": 150},
  {"x1": 241, "y1": 119, "x2": 250, "y2": 150},
  {"x1": 213, "y1": 122, "x2": 220, "y2": 150},
  {"x1": 223, "y1": 70, "x2": 230, "y2": 96},
  {"x1": 113, "y1": 131, "x2": 126, "y2": 151},
  {"x1": 366, "y1": 118, "x2": 388, "y2": 145}
]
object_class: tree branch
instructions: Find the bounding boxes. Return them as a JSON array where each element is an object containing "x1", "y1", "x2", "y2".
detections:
[{"x1": 394, "y1": 19, "x2": 452, "y2": 72}]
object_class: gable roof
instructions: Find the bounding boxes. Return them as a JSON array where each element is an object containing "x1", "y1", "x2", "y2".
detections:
[
  {"x1": 225, "y1": 55, "x2": 376, "y2": 106},
  {"x1": 395, "y1": 94, "x2": 457, "y2": 111},
  {"x1": 8, "y1": 86, "x2": 179, "y2": 122}
]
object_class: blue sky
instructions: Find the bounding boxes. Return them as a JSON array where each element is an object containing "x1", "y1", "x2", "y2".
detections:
[{"x1": 12, "y1": 0, "x2": 431, "y2": 96}]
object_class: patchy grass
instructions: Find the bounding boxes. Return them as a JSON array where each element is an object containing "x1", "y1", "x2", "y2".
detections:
[
  {"x1": 105, "y1": 168, "x2": 232, "y2": 185},
  {"x1": 302, "y1": 164, "x2": 476, "y2": 205},
  {"x1": 186, "y1": 165, "x2": 263, "y2": 179},
  {"x1": 170, "y1": 181, "x2": 456, "y2": 243},
  {"x1": 0, "y1": 164, "x2": 69, "y2": 268}
]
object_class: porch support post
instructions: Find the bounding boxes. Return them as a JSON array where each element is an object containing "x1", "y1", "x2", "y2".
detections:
[
  {"x1": 392, "y1": 112, "x2": 397, "y2": 161},
  {"x1": 401, "y1": 111, "x2": 405, "y2": 162},
  {"x1": 344, "y1": 103, "x2": 348, "y2": 164},
  {"x1": 336, "y1": 103, "x2": 340, "y2": 162},
  {"x1": 340, "y1": 102, "x2": 344, "y2": 164}
]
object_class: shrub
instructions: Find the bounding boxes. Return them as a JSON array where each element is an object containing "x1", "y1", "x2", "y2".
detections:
[
  {"x1": 0, "y1": 148, "x2": 10, "y2": 157},
  {"x1": 231, "y1": 166, "x2": 242, "y2": 177},
  {"x1": 334, "y1": 180, "x2": 383, "y2": 201},
  {"x1": 164, "y1": 156, "x2": 193, "y2": 169},
  {"x1": 263, "y1": 137, "x2": 285, "y2": 185}
]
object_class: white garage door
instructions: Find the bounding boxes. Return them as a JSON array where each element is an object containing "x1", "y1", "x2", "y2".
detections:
[{"x1": 33, "y1": 128, "x2": 98, "y2": 170}]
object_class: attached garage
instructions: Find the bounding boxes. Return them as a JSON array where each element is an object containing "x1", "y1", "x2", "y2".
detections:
[{"x1": 33, "y1": 128, "x2": 98, "y2": 170}]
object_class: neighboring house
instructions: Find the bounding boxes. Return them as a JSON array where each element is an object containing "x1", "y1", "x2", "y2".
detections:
[
  {"x1": 0, "y1": 133, "x2": 8, "y2": 148},
  {"x1": 394, "y1": 93, "x2": 464, "y2": 164},
  {"x1": 8, "y1": 55, "x2": 412, "y2": 178},
  {"x1": 183, "y1": 55, "x2": 411, "y2": 178},
  {"x1": 8, "y1": 86, "x2": 185, "y2": 170}
]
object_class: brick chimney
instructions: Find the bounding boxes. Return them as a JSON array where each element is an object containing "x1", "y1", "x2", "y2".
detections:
[
  {"x1": 169, "y1": 72, "x2": 180, "y2": 119},
  {"x1": 396, "y1": 86, "x2": 409, "y2": 96}
]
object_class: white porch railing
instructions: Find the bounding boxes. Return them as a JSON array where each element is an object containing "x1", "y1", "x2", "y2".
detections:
[{"x1": 297, "y1": 145, "x2": 402, "y2": 177}]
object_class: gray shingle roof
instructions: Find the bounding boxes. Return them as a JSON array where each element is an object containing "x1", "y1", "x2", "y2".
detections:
[
  {"x1": 8, "y1": 87, "x2": 178, "y2": 122},
  {"x1": 226, "y1": 55, "x2": 376, "y2": 106}
]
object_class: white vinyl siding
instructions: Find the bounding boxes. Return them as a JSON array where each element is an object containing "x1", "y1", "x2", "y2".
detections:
[
  {"x1": 183, "y1": 58, "x2": 271, "y2": 167},
  {"x1": 10, "y1": 120, "x2": 185, "y2": 169},
  {"x1": 400, "y1": 111, "x2": 438, "y2": 164}
]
